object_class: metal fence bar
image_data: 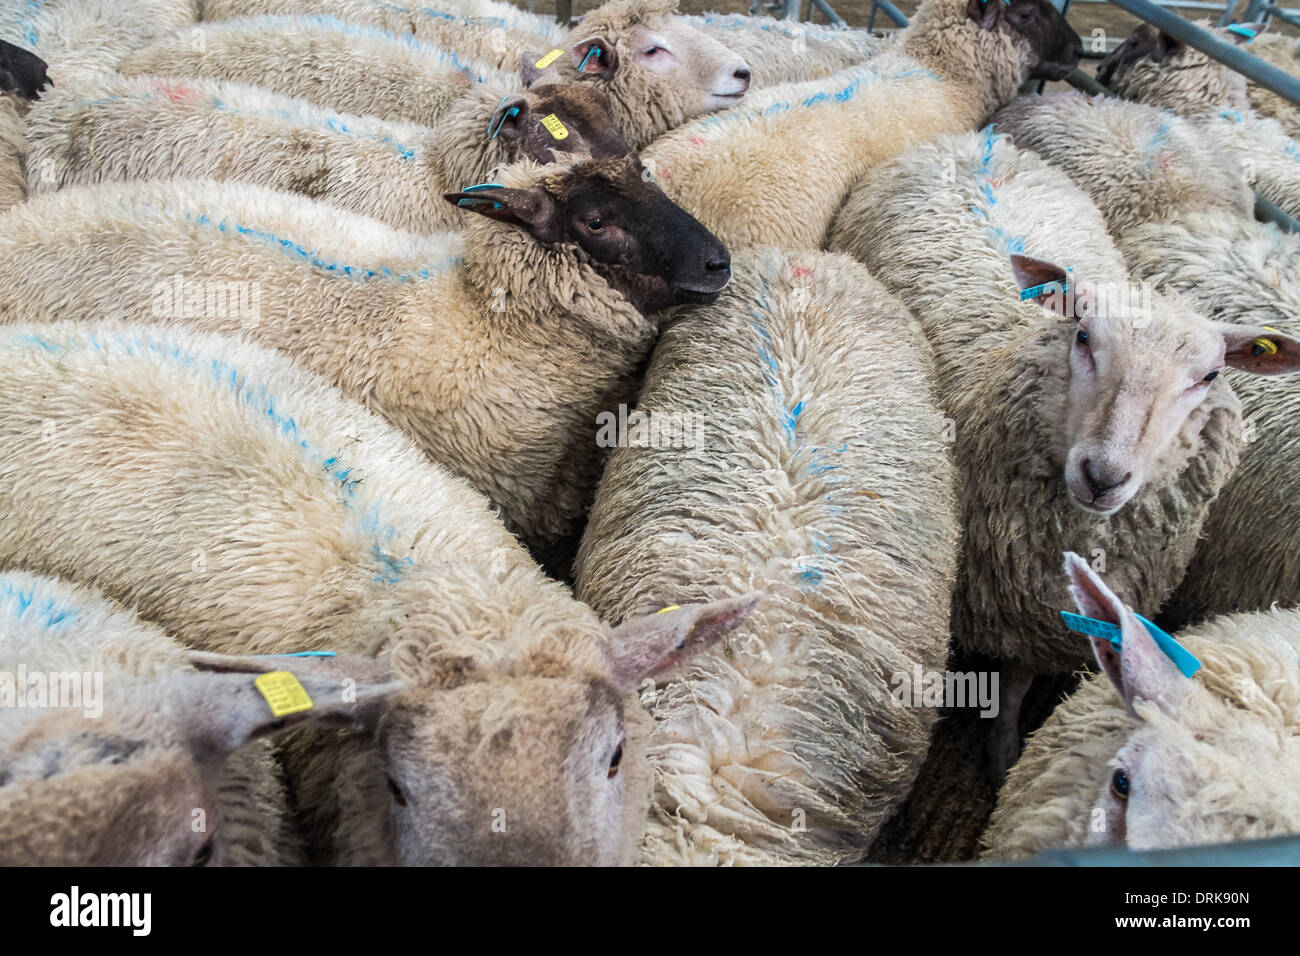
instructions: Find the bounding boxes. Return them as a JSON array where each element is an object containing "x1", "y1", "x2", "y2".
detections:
[
  {"x1": 1108, "y1": 0, "x2": 1300, "y2": 105},
  {"x1": 810, "y1": 0, "x2": 848, "y2": 25},
  {"x1": 869, "y1": 0, "x2": 910, "y2": 29}
]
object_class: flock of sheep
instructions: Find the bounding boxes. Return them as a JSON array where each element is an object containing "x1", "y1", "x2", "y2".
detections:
[{"x1": 0, "y1": 0, "x2": 1297, "y2": 866}]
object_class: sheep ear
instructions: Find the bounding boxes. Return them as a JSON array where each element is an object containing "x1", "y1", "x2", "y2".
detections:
[
  {"x1": 605, "y1": 592, "x2": 761, "y2": 691},
  {"x1": 1062, "y1": 552, "x2": 1185, "y2": 717},
  {"x1": 177, "y1": 670, "x2": 404, "y2": 760},
  {"x1": 487, "y1": 93, "x2": 531, "y2": 143},
  {"x1": 186, "y1": 649, "x2": 396, "y2": 684},
  {"x1": 1152, "y1": 29, "x2": 1184, "y2": 61},
  {"x1": 572, "y1": 35, "x2": 617, "y2": 76},
  {"x1": 965, "y1": 0, "x2": 1001, "y2": 30},
  {"x1": 1010, "y1": 253, "x2": 1073, "y2": 316},
  {"x1": 1218, "y1": 323, "x2": 1300, "y2": 375},
  {"x1": 443, "y1": 186, "x2": 564, "y2": 242}
]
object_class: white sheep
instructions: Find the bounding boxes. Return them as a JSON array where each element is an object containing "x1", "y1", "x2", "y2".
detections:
[
  {"x1": 1242, "y1": 31, "x2": 1300, "y2": 138},
  {"x1": 574, "y1": 247, "x2": 959, "y2": 865},
  {"x1": 24, "y1": 71, "x2": 630, "y2": 234},
  {"x1": 983, "y1": 552, "x2": 1300, "y2": 856},
  {"x1": 681, "y1": 12, "x2": 884, "y2": 87},
  {"x1": 641, "y1": 0, "x2": 1082, "y2": 252},
  {"x1": 993, "y1": 91, "x2": 1300, "y2": 628},
  {"x1": 1098, "y1": 21, "x2": 1300, "y2": 220},
  {"x1": 0, "y1": 95, "x2": 23, "y2": 212},
  {"x1": 201, "y1": 0, "x2": 752, "y2": 151},
  {"x1": 0, "y1": 0, "x2": 196, "y2": 82},
  {"x1": 0, "y1": 158, "x2": 730, "y2": 569},
  {"x1": 0, "y1": 317, "x2": 758, "y2": 865},
  {"x1": 827, "y1": 127, "x2": 1300, "y2": 783},
  {"x1": 121, "y1": 15, "x2": 508, "y2": 129},
  {"x1": 0, "y1": 569, "x2": 399, "y2": 865}
]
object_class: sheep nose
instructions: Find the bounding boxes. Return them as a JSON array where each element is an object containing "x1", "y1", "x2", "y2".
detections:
[
  {"x1": 734, "y1": 67, "x2": 751, "y2": 83},
  {"x1": 705, "y1": 253, "x2": 731, "y2": 273},
  {"x1": 1082, "y1": 459, "x2": 1131, "y2": 499}
]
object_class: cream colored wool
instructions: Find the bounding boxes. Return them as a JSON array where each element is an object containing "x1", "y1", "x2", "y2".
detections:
[
  {"x1": 642, "y1": 0, "x2": 1066, "y2": 252},
  {"x1": 24, "y1": 72, "x2": 611, "y2": 234},
  {"x1": 0, "y1": 570, "x2": 349, "y2": 865},
  {"x1": 574, "y1": 248, "x2": 959, "y2": 865},
  {"x1": 121, "y1": 15, "x2": 508, "y2": 129},
  {"x1": 1242, "y1": 33, "x2": 1300, "y2": 137},
  {"x1": 0, "y1": 319, "x2": 751, "y2": 865},
  {"x1": 199, "y1": 0, "x2": 554, "y2": 72},
  {"x1": 993, "y1": 92, "x2": 1300, "y2": 626},
  {"x1": 401, "y1": 0, "x2": 564, "y2": 40},
  {"x1": 827, "y1": 129, "x2": 1244, "y2": 674},
  {"x1": 1102, "y1": 22, "x2": 1300, "y2": 220},
  {"x1": 681, "y1": 13, "x2": 884, "y2": 87},
  {"x1": 0, "y1": 168, "x2": 657, "y2": 561},
  {"x1": 984, "y1": 603, "x2": 1300, "y2": 857},
  {"x1": 0, "y1": 95, "x2": 23, "y2": 211},
  {"x1": 0, "y1": 0, "x2": 195, "y2": 82}
]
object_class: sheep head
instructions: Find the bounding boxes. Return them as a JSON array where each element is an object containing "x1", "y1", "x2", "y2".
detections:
[{"x1": 964, "y1": 0, "x2": 1082, "y2": 81}]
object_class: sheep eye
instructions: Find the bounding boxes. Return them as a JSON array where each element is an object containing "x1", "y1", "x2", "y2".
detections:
[
  {"x1": 191, "y1": 837, "x2": 214, "y2": 867},
  {"x1": 1076, "y1": 329, "x2": 1089, "y2": 346},
  {"x1": 643, "y1": 46, "x2": 663, "y2": 56},
  {"x1": 607, "y1": 742, "x2": 625, "y2": 778},
  {"x1": 387, "y1": 775, "x2": 408, "y2": 807},
  {"x1": 1203, "y1": 370, "x2": 1220, "y2": 383},
  {"x1": 587, "y1": 218, "x2": 604, "y2": 231},
  {"x1": 1111, "y1": 768, "x2": 1130, "y2": 801}
]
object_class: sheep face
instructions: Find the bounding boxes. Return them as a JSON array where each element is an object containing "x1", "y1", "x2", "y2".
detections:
[
  {"x1": 334, "y1": 594, "x2": 758, "y2": 866},
  {"x1": 1064, "y1": 553, "x2": 1300, "y2": 850},
  {"x1": 1097, "y1": 21, "x2": 1261, "y2": 115},
  {"x1": 1011, "y1": 254, "x2": 1300, "y2": 515},
  {"x1": 966, "y1": 0, "x2": 1081, "y2": 81},
  {"x1": 446, "y1": 154, "x2": 732, "y2": 312},
  {"x1": 0, "y1": 39, "x2": 49, "y2": 101},
  {"x1": 0, "y1": 664, "x2": 395, "y2": 865}
]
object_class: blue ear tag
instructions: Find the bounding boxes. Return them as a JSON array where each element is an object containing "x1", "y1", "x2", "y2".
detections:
[
  {"x1": 487, "y1": 97, "x2": 522, "y2": 139},
  {"x1": 1020, "y1": 281, "x2": 1069, "y2": 301},
  {"x1": 1060, "y1": 610, "x2": 1202, "y2": 678},
  {"x1": 578, "y1": 45, "x2": 602, "y2": 72},
  {"x1": 249, "y1": 650, "x2": 339, "y2": 658},
  {"x1": 456, "y1": 181, "x2": 506, "y2": 210},
  {"x1": 1227, "y1": 24, "x2": 1257, "y2": 41}
]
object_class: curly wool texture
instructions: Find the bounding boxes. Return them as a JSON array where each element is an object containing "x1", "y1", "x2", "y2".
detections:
[
  {"x1": 0, "y1": 571, "x2": 299, "y2": 866},
  {"x1": 0, "y1": 96, "x2": 23, "y2": 212},
  {"x1": 828, "y1": 130, "x2": 1242, "y2": 673},
  {"x1": 0, "y1": 0, "x2": 196, "y2": 81},
  {"x1": 200, "y1": 0, "x2": 555, "y2": 72},
  {"x1": 0, "y1": 320, "x2": 636, "y2": 865},
  {"x1": 0, "y1": 166, "x2": 654, "y2": 561},
  {"x1": 642, "y1": 0, "x2": 1042, "y2": 252},
  {"x1": 1242, "y1": 33, "x2": 1300, "y2": 138},
  {"x1": 983, "y1": 609, "x2": 1300, "y2": 857},
  {"x1": 120, "y1": 15, "x2": 508, "y2": 128},
  {"x1": 574, "y1": 249, "x2": 959, "y2": 865},
  {"x1": 993, "y1": 93, "x2": 1300, "y2": 625},
  {"x1": 681, "y1": 13, "x2": 883, "y2": 87},
  {"x1": 24, "y1": 72, "x2": 528, "y2": 234}
]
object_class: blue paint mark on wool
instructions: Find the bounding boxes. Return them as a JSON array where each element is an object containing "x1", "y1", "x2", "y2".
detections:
[
  {"x1": 0, "y1": 577, "x2": 78, "y2": 630},
  {"x1": 177, "y1": 211, "x2": 460, "y2": 282},
  {"x1": 968, "y1": 125, "x2": 1027, "y2": 256},
  {"x1": 11, "y1": 331, "x2": 420, "y2": 584},
  {"x1": 1139, "y1": 119, "x2": 1172, "y2": 176},
  {"x1": 8, "y1": 0, "x2": 43, "y2": 46},
  {"x1": 366, "y1": 0, "x2": 509, "y2": 29}
]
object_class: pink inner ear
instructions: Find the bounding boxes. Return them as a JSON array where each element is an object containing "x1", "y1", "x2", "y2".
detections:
[{"x1": 1065, "y1": 554, "x2": 1121, "y2": 625}]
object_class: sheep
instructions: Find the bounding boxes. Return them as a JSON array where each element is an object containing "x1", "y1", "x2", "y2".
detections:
[
  {"x1": 1097, "y1": 21, "x2": 1300, "y2": 219},
  {"x1": 640, "y1": 0, "x2": 1081, "y2": 251},
  {"x1": 0, "y1": 569, "x2": 400, "y2": 865},
  {"x1": 0, "y1": 0, "x2": 196, "y2": 82},
  {"x1": 993, "y1": 91, "x2": 1300, "y2": 628},
  {"x1": 23, "y1": 71, "x2": 631, "y2": 235},
  {"x1": 120, "y1": 15, "x2": 508, "y2": 129},
  {"x1": 200, "y1": 0, "x2": 753, "y2": 151},
  {"x1": 0, "y1": 157, "x2": 731, "y2": 571},
  {"x1": 0, "y1": 317, "x2": 759, "y2": 865},
  {"x1": 573, "y1": 247, "x2": 959, "y2": 865},
  {"x1": 0, "y1": 95, "x2": 25, "y2": 212},
  {"x1": 982, "y1": 552, "x2": 1300, "y2": 857},
  {"x1": 680, "y1": 12, "x2": 884, "y2": 87},
  {"x1": 827, "y1": 127, "x2": 1300, "y2": 785},
  {"x1": 1242, "y1": 31, "x2": 1300, "y2": 137}
]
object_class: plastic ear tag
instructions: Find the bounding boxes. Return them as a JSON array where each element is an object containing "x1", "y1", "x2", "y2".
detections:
[
  {"x1": 535, "y1": 48, "x2": 564, "y2": 68},
  {"x1": 578, "y1": 45, "x2": 602, "y2": 72},
  {"x1": 656, "y1": 605, "x2": 681, "y2": 614},
  {"x1": 1252, "y1": 336, "x2": 1279, "y2": 356},
  {"x1": 1227, "y1": 24, "x2": 1257, "y2": 41},
  {"x1": 1059, "y1": 611, "x2": 1202, "y2": 678},
  {"x1": 1020, "y1": 281, "x2": 1069, "y2": 301},
  {"x1": 541, "y1": 113, "x2": 569, "y2": 140},
  {"x1": 254, "y1": 671, "x2": 314, "y2": 717}
]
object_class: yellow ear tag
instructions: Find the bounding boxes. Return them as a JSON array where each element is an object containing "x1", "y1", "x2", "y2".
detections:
[
  {"x1": 534, "y1": 48, "x2": 564, "y2": 68},
  {"x1": 1262, "y1": 326, "x2": 1282, "y2": 333},
  {"x1": 254, "y1": 671, "x2": 314, "y2": 718},
  {"x1": 656, "y1": 605, "x2": 681, "y2": 614},
  {"x1": 541, "y1": 113, "x2": 569, "y2": 140},
  {"x1": 1252, "y1": 336, "x2": 1279, "y2": 356}
]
